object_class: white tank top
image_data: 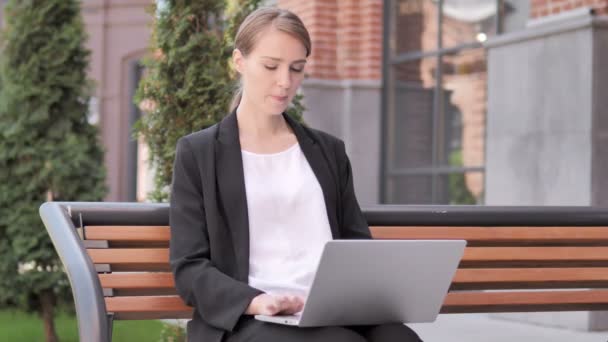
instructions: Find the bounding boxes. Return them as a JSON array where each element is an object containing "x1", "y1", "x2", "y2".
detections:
[{"x1": 241, "y1": 143, "x2": 333, "y2": 297}]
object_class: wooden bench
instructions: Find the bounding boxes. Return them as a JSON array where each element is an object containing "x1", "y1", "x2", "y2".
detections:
[{"x1": 40, "y1": 202, "x2": 608, "y2": 341}]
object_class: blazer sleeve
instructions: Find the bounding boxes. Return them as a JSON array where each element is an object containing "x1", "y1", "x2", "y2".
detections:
[
  {"x1": 336, "y1": 140, "x2": 372, "y2": 239},
  {"x1": 169, "y1": 137, "x2": 263, "y2": 332}
]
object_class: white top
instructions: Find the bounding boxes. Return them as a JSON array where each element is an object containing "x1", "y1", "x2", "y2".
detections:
[{"x1": 242, "y1": 143, "x2": 333, "y2": 297}]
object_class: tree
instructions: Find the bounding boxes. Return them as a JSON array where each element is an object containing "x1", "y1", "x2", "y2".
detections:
[
  {"x1": 135, "y1": 0, "x2": 305, "y2": 202},
  {"x1": 0, "y1": 1, "x2": 106, "y2": 341},
  {"x1": 448, "y1": 151, "x2": 477, "y2": 205}
]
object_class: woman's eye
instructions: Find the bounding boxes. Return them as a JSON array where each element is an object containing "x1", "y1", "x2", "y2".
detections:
[{"x1": 264, "y1": 65, "x2": 303, "y2": 73}]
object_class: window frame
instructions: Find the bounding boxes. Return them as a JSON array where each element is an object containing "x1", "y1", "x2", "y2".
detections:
[{"x1": 380, "y1": 0, "x2": 505, "y2": 204}]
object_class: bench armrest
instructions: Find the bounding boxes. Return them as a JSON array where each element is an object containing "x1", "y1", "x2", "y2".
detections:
[{"x1": 40, "y1": 202, "x2": 110, "y2": 342}]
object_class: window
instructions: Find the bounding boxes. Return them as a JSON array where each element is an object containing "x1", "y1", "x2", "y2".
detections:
[{"x1": 381, "y1": 0, "x2": 516, "y2": 204}]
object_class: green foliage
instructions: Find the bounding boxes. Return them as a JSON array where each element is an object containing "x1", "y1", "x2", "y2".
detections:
[
  {"x1": 135, "y1": 0, "x2": 231, "y2": 201},
  {"x1": 0, "y1": 308, "x2": 166, "y2": 341},
  {"x1": 448, "y1": 151, "x2": 477, "y2": 205},
  {"x1": 135, "y1": 0, "x2": 305, "y2": 202},
  {"x1": 158, "y1": 320, "x2": 187, "y2": 342},
  {"x1": 0, "y1": 0, "x2": 106, "y2": 313}
]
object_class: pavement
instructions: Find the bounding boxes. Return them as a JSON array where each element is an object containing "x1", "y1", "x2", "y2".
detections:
[
  {"x1": 408, "y1": 314, "x2": 608, "y2": 342},
  {"x1": 164, "y1": 314, "x2": 608, "y2": 341}
]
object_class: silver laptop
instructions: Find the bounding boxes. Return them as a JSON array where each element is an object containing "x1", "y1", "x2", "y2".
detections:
[{"x1": 255, "y1": 239, "x2": 466, "y2": 327}]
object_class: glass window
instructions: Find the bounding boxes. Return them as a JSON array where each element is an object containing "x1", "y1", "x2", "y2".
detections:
[
  {"x1": 442, "y1": 0, "x2": 498, "y2": 47},
  {"x1": 440, "y1": 48, "x2": 486, "y2": 171},
  {"x1": 391, "y1": 0, "x2": 440, "y2": 57},
  {"x1": 382, "y1": 0, "x2": 497, "y2": 204},
  {"x1": 389, "y1": 58, "x2": 437, "y2": 170}
]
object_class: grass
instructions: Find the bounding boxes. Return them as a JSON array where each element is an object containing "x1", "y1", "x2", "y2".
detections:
[{"x1": 0, "y1": 309, "x2": 166, "y2": 341}]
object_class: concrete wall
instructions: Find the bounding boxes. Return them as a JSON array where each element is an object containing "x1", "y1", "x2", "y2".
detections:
[
  {"x1": 591, "y1": 19, "x2": 608, "y2": 208},
  {"x1": 300, "y1": 79, "x2": 382, "y2": 206},
  {"x1": 589, "y1": 19, "x2": 608, "y2": 330},
  {"x1": 485, "y1": 14, "x2": 594, "y2": 206}
]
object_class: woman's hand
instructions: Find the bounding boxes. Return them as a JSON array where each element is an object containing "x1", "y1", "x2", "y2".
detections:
[{"x1": 245, "y1": 293, "x2": 304, "y2": 316}]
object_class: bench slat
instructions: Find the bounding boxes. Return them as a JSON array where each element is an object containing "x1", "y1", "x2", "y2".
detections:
[
  {"x1": 461, "y1": 247, "x2": 608, "y2": 267},
  {"x1": 452, "y1": 268, "x2": 608, "y2": 289},
  {"x1": 104, "y1": 290, "x2": 608, "y2": 320},
  {"x1": 98, "y1": 268, "x2": 608, "y2": 292},
  {"x1": 372, "y1": 226, "x2": 608, "y2": 245},
  {"x1": 88, "y1": 248, "x2": 168, "y2": 264},
  {"x1": 86, "y1": 247, "x2": 608, "y2": 268},
  {"x1": 87, "y1": 247, "x2": 608, "y2": 266},
  {"x1": 105, "y1": 296, "x2": 192, "y2": 320},
  {"x1": 85, "y1": 226, "x2": 170, "y2": 241},
  {"x1": 442, "y1": 290, "x2": 608, "y2": 313},
  {"x1": 99, "y1": 273, "x2": 175, "y2": 289},
  {"x1": 84, "y1": 226, "x2": 608, "y2": 246}
]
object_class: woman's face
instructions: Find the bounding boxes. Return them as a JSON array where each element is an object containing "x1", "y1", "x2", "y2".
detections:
[{"x1": 233, "y1": 26, "x2": 307, "y2": 116}]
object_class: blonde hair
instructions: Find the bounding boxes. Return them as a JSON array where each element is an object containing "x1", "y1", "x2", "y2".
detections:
[{"x1": 230, "y1": 7, "x2": 311, "y2": 112}]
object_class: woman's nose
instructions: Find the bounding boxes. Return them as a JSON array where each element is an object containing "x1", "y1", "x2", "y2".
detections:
[{"x1": 277, "y1": 68, "x2": 291, "y2": 89}]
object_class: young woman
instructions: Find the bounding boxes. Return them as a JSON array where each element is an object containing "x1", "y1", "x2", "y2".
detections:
[{"x1": 169, "y1": 7, "x2": 423, "y2": 342}]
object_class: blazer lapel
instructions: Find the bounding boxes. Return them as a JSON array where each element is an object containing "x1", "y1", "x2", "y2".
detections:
[
  {"x1": 215, "y1": 111, "x2": 250, "y2": 282},
  {"x1": 284, "y1": 114, "x2": 340, "y2": 239}
]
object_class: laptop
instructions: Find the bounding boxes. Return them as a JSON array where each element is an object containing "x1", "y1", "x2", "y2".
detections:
[{"x1": 255, "y1": 239, "x2": 466, "y2": 327}]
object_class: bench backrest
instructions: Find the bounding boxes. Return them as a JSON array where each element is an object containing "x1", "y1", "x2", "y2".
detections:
[{"x1": 83, "y1": 224, "x2": 608, "y2": 320}]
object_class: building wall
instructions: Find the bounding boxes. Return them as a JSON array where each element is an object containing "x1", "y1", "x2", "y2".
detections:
[
  {"x1": 485, "y1": 18, "x2": 594, "y2": 206},
  {"x1": 277, "y1": 0, "x2": 382, "y2": 81},
  {"x1": 531, "y1": 0, "x2": 608, "y2": 17},
  {"x1": 82, "y1": 0, "x2": 153, "y2": 201},
  {"x1": 591, "y1": 18, "x2": 608, "y2": 208}
]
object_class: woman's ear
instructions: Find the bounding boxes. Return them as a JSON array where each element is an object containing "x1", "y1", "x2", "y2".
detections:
[{"x1": 232, "y1": 49, "x2": 245, "y2": 74}]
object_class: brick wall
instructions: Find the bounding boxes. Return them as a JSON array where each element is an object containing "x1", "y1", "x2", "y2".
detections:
[
  {"x1": 277, "y1": 0, "x2": 607, "y2": 80},
  {"x1": 278, "y1": 0, "x2": 382, "y2": 80},
  {"x1": 531, "y1": 0, "x2": 608, "y2": 18}
]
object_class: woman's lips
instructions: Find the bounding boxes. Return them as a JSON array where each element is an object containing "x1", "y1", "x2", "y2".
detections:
[{"x1": 271, "y1": 95, "x2": 288, "y2": 102}]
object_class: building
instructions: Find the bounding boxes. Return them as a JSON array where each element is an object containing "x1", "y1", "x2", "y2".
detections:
[{"x1": 80, "y1": 0, "x2": 153, "y2": 202}]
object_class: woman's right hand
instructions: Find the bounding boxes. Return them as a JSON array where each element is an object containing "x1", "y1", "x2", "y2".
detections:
[{"x1": 245, "y1": 293, "x2": 304, "y2": 316}]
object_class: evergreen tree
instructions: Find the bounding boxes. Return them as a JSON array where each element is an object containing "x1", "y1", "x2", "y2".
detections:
[
  {"x1": 0, "y1": 1, "x2": 106, "y2": 341},
  {"x1": 135, "y1": 0, "x2": 232, "y2": 202},
  {"x1": 135, "y1": 0, "x2": 305, "y2": 202}
]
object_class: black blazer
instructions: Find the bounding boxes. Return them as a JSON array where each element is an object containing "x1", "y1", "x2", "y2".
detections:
[{"x1": 169, "y1": 110, "x2": 371, "y2": 342}]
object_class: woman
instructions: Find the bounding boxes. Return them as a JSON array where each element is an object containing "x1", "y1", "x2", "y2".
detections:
[{"x1": 169, "y1": 7, "x2": 423, "y2": 342}]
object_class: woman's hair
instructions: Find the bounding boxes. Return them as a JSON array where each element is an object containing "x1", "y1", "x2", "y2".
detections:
[{"x1": 230, "y1": 7, "x2": 312, "y2": 112}]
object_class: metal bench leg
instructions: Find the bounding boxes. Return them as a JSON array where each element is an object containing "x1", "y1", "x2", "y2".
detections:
[{"x1": 107, "y1": 314, "x2": 114, "y2": 342}]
